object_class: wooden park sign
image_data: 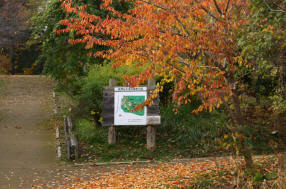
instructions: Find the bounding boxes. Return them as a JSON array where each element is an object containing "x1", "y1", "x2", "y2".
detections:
[{"x1": 102, "y1": 78, "x2": 160, "y2": 150}]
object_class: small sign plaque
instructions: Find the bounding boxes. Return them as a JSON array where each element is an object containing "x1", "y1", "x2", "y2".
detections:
[
  {"x1": 115, "y1": 87, "x2": 147, "y2": 92},
  {"x1": 114, "y1": 87, "x2": 147, "y2": 125}
]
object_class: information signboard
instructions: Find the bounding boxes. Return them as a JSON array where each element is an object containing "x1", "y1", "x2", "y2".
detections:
[{"x1": 114, "y1": 87, "x2": 147, "y2": 125}]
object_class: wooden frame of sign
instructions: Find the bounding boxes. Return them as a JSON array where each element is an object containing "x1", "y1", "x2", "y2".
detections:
[{"x1": 102, "y1": 78, "x2": 160, "y2": 150}]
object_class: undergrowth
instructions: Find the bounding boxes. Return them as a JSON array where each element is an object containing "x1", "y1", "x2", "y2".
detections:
[
  {"x1": 74, "y1": 104, "x2": 230, "y2": 162},
  {"x1": 73, "y1": 102, "x2": 282, "y2": 163}
]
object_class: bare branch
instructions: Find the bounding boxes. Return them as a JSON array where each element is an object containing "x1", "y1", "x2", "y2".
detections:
[
  {"x1": 263, "y1": 0, "x2": 286, "y2": 13},
  {"x1": 222, "y1": 96, "x2": 236, "y2": 119},
  {"x1": 174, "y1": 16, "x2": 191, "y2": 37},
  {"x1": 178, "y1": 56, "x2": 219, "y2": 70},
  {"x1": 139, "y1": 0, "x2": 169, "y2": 11},
  {"x1": 224, "y1": 0, "x2": 231, "y2": 15},
  {"x1": 272, "y1": 1, "x2": 286, "y2": 12},
  {"x1": 213, "y1": 0, "x2": 223, "y2": 15},
  {"x1": 194, "y1": 0, "x2": 220, "y2": 21},
  {"x1": 200, "y1": 5, "x2": 220, "y2": 21}
]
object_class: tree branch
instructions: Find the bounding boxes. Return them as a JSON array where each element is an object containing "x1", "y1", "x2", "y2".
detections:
[
  {"x1": 263, "y1": 0, "x2": 286, "y2": 13},
  {"x1": 213, "y1": 0, "x2": 223, "y2": 15},
  {"x1": 194, "y1": 0, "x2": 220, "y2": 21},
  {"x1": 200, "y1": 4, "x2": 220, "y2": 21},
  {"x1": 139, "y1": 0, "x2": 169, "y2": 11},
  {"x1": 272, "y1": 1, "x2": 286, "y2": 12},
  {"x1": 224, "y1": 0, "x2": 231, "y2": 15},
  {"x1": 221, "y1": 95, "x2": 235, "y2": 119},
  {"x1": 174, "y1": 16, "x2": 191, "y2": 37}
]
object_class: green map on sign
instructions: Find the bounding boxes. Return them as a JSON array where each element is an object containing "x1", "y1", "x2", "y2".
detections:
[{"x1": 121, "y1": 96, "x2": 145, "y2": 116}]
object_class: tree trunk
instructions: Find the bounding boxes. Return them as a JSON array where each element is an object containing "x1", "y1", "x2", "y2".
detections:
[
  {"x1": 279, "y1": 63, "x2": 286, "y2": 98},
  {"x1": 9, "y1": 46, "x2": 15, "y2": 75},
  {"x1": 278, "y1": 152, "x2": 286, "y2": 189},
  {"x1": 231, "y1": 91, "x2": 254, "y2": 169}
]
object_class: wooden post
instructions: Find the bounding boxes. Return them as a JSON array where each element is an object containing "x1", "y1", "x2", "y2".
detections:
[
  {"x1": 9, "y1": 46, "x2": 15, "y2": 75},
  {"x1": 108, "y1": 126, "x2": 116, "y2": 144},
  {"x1": 63, "y1": 118, "x2": 71, "y2": 160},
  {"x1": 108, "y1": 78, "x2": 117, "y2": 144},
  {"x1": 147, "y1": 125, "x2": 156, "y2": 150},
  {"x1": 64, "y1": 116, "x2": 79, "y2": 160},
  {"x1": 148, "y1": 77, "x2": 156, "y2": 87},
  {"x1": 147, "y1": 78, "x2": 156, "y2": 150},
  {"x1": 109, "y1": 78, "x2": 117, "y2": 87}
]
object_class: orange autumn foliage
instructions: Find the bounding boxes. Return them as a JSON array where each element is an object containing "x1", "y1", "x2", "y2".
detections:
[{"x1": 56, "y1": 0, "x2": 250, "y2": 113}]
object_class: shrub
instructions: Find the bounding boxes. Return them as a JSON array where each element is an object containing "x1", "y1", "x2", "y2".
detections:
[{"x1": 73, "y1": 61, "x2": 143, "y2": 122}]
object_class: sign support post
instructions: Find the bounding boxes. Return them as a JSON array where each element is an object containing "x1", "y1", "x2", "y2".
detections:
[{"x1": 108, "y1": 79, "x2": 117, "y2": 144}]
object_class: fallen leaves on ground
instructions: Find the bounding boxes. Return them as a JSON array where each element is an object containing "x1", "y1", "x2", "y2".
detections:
[
  {"x1": 31, "y1": 155, "x2": 279, "y2": 188},
  {"x1": 60, "y1": 157, "x2": 238, "y2": 188}
]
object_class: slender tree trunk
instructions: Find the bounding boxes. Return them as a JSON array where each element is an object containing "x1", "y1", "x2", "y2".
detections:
[
  {"x1": 231, "y1": 90, "x2": 254, "y2": 169},
  {"x1": 219, "y1": 60, "x2": 254, "y2": 169},
  {"x1": 279, "y1": 63, "x2": 286, "y2": 97},
  {"x1": 278, "y1": 152, "x2": 286, "y2": 188},
  {"x1": 9, "y1": 46, "x2": 15, "y2": 75}
]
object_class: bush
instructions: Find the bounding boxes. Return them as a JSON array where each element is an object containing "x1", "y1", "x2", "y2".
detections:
[
  {"x1": 75, "y1": 119, "x2": 107, "y2": 144},
  {"x1": 159, "y1": 104, "x2": 230, "y2": 156},
  {"x1": 73, "y1": 61, "x2": 143, "y2": 122}
]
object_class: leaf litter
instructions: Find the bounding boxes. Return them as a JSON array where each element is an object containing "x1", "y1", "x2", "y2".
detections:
[{"x1": 32, "y1": 155, "x2": 279, "y2": 189}]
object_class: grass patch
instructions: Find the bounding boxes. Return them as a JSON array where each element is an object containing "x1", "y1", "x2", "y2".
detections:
[
  {"x1": 62, "y1": 101, "x2": 283, "y2": 163},
  {"x1": 74, "y1": 103, "x2": 281, "y2": 163},
  {"x1": 182, "y1": 170, "x2": 231, "y2": 188},
  {"x1": 74, "y1": 104, "x2": 230, "y2": 162}
]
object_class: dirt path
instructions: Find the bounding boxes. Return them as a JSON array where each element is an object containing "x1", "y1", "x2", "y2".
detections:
[
  {"x1": 0, "y1": 75, "x2": 142, "y2": 189},
  {"x1": 0, "y1": 75, "x2": 58, "y2": 188}
]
